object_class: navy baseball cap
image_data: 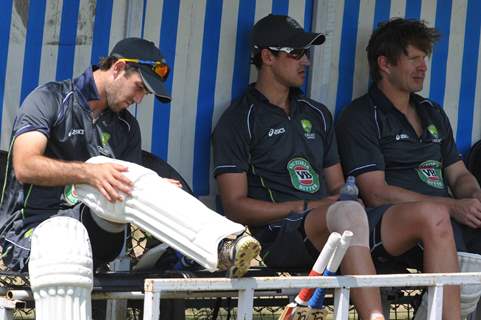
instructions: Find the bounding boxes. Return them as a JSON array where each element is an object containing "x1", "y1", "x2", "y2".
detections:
[
  {"x1": 251, "y1": 14, "x2": 325, "y2": 51},
  {"x1": 110, "y1": 38, "x2": 171, "y2": 103}
]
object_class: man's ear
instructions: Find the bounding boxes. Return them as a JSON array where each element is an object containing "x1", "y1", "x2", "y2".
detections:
[
  {"x1": 377, "y1": 55, "x2": 391, "y2": 75},
  {"x1": 112, "y1": 60, "x2": 126, "y2": 78},
  {"x1": 260, "y1": 48, "x2": 275, "y2": 66}
]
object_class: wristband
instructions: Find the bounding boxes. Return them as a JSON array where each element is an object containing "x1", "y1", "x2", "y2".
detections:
[{"x1": 303, "y1": 199, "x2": 308, "y2": 211}]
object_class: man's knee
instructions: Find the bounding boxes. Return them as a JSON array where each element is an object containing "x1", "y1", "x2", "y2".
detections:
[
  {"x1": 326, "y1": 201, "x2": 369, "y2": 247},
  {"x1": 414, "y1": 202, "x2": 453, "y2": 241}
]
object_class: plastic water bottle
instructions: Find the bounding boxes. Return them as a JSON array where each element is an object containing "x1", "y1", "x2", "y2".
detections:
[{"x1": 339, "y1": 176, "x2": 359, "y2": 201}]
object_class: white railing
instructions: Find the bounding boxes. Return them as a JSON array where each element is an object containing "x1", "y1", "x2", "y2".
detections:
[{"x1": 143, "y1": 272, "x2": 481, "y2": 320}]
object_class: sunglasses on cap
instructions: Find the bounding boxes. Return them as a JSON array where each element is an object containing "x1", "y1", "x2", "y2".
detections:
[
  {"x1": 268, "y1": 46, "x2": 311, "y2": 60},
  {"x1": 118, "y1": 58, "x2": 169, "y2": 81}
]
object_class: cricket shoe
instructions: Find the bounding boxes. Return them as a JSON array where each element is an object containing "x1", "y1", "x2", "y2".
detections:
[{"x1": 217, "y1": 233, "x2": 261, "y2": 278}]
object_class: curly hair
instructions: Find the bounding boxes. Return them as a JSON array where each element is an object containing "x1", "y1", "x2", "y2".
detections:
[{"x1": 367, "y1": 18, "x2": 440, "y2": 82}]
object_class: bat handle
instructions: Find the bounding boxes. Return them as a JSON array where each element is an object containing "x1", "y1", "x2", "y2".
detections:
[
  {"x1": 294, "y1": 232, "x2": 341, "y2": 305},
  {"x1": 307, "y1": 269, "x2": 336, "y2": 309}
]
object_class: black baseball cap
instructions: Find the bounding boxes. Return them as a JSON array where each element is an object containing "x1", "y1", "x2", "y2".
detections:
[
  {"x1": 251, "y1": 14, "x2": 325, "y2": 51},
  {"x1": 110, "y1": 38, "x2": 171, "y2": 103}
]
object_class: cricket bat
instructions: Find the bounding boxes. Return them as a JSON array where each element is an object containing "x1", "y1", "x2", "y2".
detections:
[
  {"x1": 277, "y1": 232, "x2": 342, "y2": 320},
  {"x1": 308, "y1": 230, "x2": 353, "y2": 309}
]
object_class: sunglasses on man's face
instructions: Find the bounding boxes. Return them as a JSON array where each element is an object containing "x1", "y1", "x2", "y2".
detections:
[
  {"x1": 118, "y1": 58, "x2": 170, "y2": 81},
  {"x1": 268, "y1": 46, "x2": 311, "y2": 60}
]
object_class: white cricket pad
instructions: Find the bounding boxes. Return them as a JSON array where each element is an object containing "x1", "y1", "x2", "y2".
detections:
[
  {"x1": 458, "y1": 252, "x2": 481, "y2": 316},
  {"x1": 29, "y1": 216, "x2": 93, "y2": 320},
  {"x1": 414, "y1": 252, "x2": 481, "y2": 319},
  {"x1": 326, "y1": 201, "x2": 369, "y2": 248},
  {"x1": 75, "y1": 156, "x2": 245, "y2": 271}
]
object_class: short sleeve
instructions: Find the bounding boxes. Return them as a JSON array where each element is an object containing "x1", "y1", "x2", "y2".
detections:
[
  {"x1": 13, "y1": 84, "x2": 60, "y2": 138},
  {"x1": 212, "y1": 107, "x2": 252, "y2": 177},
  {"x1": 322, "y1": 109, "x2": 340, "y2": 168},
  {"x1": 438, "y1": 108, "x2": 462, "y2": 168},
  {"x1": 336, "y1": 104, "x2": 385, "y2": 177}
]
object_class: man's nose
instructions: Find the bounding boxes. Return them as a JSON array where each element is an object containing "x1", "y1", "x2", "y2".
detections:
[
  {"x1": 300, "y1": 54, "x2": 310, "y2": 66},
  {"x1": 418, "y1": 59, "x2": 427, "y2": 71},
  {"x1": 134, "y1": 92, "x2": 145, "y2": 104}
]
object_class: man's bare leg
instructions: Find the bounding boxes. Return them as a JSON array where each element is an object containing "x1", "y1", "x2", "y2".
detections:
[
  {"x1": 341, "y1": 247, "x2": 384, "y2": 319},
  {"x1": 381, "y1": 202, "x2": 460, "y2": 320},
  {"x1": 305, "y1": 201, "x2": 385, "y2": 319}
]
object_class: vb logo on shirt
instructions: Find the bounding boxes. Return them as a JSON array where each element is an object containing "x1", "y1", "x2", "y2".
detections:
[
  {"x1": 64, "y1": 184, "x2": 79, "y2": 205},
  {"x1": 416, "y1": 160, "x2": 444, "y2": 189},
  {"x1": 287, "y1": 158, "x2": 320, "y2": 193}
]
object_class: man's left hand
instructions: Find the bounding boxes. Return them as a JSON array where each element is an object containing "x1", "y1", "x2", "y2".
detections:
[{"x1": 163, "y1": 178, "x2": 182, "y2": 188}]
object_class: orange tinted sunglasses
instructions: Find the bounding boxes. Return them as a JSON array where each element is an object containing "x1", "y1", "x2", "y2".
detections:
[{"x1": 118, "y1": 58, "x2": 169, "y2": 80}]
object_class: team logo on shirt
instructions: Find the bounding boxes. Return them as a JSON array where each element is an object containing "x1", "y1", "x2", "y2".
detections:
[
  {"x1": 301, "y1": 119, "x2": 315, "y2": 140},
  {"x1": 64, "y1": 184, "x2": 79, "y2": 205},
  {"x1": 416, "y1": 160, "x2": 444, "y2": 189},
  {"x1": 427, "y1": 124, "x2": 439, "y2": 139},
  {"x1": 427, "y1": 124, "x2": 442, "y2": 142},
  {"x1": 287, "y1": 157, "x2": 320, "y2": 193},
  {"x1": 101, "y1": 132, "x2": 111, "y2": 146}
]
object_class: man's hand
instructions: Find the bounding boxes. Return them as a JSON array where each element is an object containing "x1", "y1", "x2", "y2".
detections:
[
  {"x1": 451, "y1": 198, "x2": 481, "y2": 229},
  {"x1": 162, "y1": 178, "x2": 182, "y2": 188},
  {"x1": 85, "y1": 163, "x2": 133, "y2": 202},
  {"x1": 472, "y1": 190, "x2": 481, "y2": 203}
]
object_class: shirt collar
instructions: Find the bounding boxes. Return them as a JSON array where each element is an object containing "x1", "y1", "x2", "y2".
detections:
[
  {"x1": 369, "y1": 84, "x2": 425, "y2": 113},
  {"x1": 247, "y1": 83, "x2": 304, "y2": 114},
  {"x1": 73, "y1": 66, "x2": 101, "y2": 106}
]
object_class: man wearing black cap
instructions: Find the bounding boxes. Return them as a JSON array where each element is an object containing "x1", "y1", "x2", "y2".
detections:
[
  {"x1": 0, "y1": 37, "x2": 259, "y2": 285},
  {"x1": 0, "y1": 37, "x2": 169, "y2": 273},
  {"x1": 213, "y1": 14, "x2": 385, "y2": 319}
]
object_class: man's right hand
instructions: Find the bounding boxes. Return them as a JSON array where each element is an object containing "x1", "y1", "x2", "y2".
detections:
[
  {"x1": 450, "y1": 198, "x2": 481, "y2": 229},
  {"x1": 84, "y1": 163, "x2": 134, "y2": 203}
]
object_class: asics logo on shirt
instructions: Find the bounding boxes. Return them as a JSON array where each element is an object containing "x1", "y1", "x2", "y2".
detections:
[
  {"x1": 68, "y1": 129, "x2": 85, "y2": 137},
  {"x1": 268, "y1": 127, "x2": 285, "y2": 137},
  {"x1": 395, "y1": 133, "x2": 409, "y2": 141}
]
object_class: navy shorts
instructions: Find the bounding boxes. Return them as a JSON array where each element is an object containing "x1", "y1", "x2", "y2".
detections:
[
  {"x1": 367, "y1": 204, "x2": 481, "y2": 272},
  {"x1": 1, "y1": 204, "x2": 125, "y2": 272},
  {"x1": 250, "y1": 210, "x2": 318, "y2": 269},
  {"x1": 367, "y1": 205, "x2": 424, "y2": 271}
]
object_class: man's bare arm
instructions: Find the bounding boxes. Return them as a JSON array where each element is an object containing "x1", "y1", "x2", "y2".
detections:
[
  {"x1": 446, "y1": 161, "x2": 481, "y2": 199},
  {"x1": 357, "y1": 163, "x2": 481, "y2": 228},
  {"x1": 443, "y1": 161, "x2": 481, "y2": 228},
  {"x1": 216, "y1": 172, "x2": 303, "y2": 225},
  {"x1": 356, "y1": 170, "x2": 430, "y2": 207},
  {"x1": 323, "y1": 163, "x2": 345, "y2": 195},
  {"x1": 13, "y1": 131, "x2": 133, "y2": 202},
  {"x1": 217, "y1": 171, "x2": 337, "y2": 225}
]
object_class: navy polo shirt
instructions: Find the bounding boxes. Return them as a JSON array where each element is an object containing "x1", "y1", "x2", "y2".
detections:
[
  {"x1": 336, "y1": 85, "x2": 461, "y2": 197},
  {"x1": 0, "y1": 66, "x2": 141, "y2": 220},
  {"x1": 212, "y1": 85, "x2": 339, "y2": 203}
]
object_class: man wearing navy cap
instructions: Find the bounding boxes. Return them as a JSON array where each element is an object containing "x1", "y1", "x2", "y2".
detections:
[{"x1": 213, "y1": 14, "x2": 385, "y2": 319}]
